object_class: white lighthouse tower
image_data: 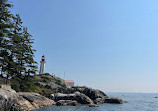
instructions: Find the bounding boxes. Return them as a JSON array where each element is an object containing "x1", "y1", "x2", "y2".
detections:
[{"x1": 39, "y1": 55, "x2": 46, "y2": 74}]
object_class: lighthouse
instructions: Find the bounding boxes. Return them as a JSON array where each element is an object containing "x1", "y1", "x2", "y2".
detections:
[{"x1": 39, "y1": 55, "x2": 46, "y2": 74}]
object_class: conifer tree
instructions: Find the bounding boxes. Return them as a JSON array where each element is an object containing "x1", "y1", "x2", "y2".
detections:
[
  {"x1": 22, "y1": 27, "x2": 37, "y2": 76},
  {"x1": 0, "y1": 0, "x2": 14, "y2": 78},
  {"x1": 12, "y1": 14, "x2": 26, "y2": 76},
  {"x1": 0, "y1": 0, "x2": 38, "y2": 80},
  {"x1": 12, "y1": 15, "x2": 38, "y2": 76}
]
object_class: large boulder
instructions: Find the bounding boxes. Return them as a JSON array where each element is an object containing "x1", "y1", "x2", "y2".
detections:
[
  {"x1": 0, "y1": 85, "x2": 34, "y2": 111},
  {"x1": 104, "y1": 96, "x2": 123, "y2": 104},
  {"x1": 82, "y1": 87, "x2": 107, "y2": 100},
  {"x1": 18, "y1": 92, "x2": 56, "y2": 108},
  {"x1": 75, "y1": 92, "x2": 94, "y2": 104},
  {"x1": 72, "y1": 87, "x2": 107, "y2": 100},
  {"x1": 56, "y1": 100, "x2": 78, "y2": 106},
  {"x1": 55, "y1": 92, "x2": 94, "y2": 104},
  {"x1": 54, "y1": 93, "x2": 76, "y2": 101}
]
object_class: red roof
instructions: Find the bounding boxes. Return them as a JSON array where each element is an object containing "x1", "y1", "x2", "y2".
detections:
[{"x1": 65, "y1": 80, "x2": 74, "y2": 83}]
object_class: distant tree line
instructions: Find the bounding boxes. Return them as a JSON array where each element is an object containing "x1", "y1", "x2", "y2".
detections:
[{"x1": 0, "y1": 0, "x2": 37, "y2": 80}]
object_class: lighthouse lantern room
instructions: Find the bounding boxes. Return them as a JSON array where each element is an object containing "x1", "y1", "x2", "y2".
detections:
[{"x1": 39, "y1": 55, "x2": 46, "y2": 74}]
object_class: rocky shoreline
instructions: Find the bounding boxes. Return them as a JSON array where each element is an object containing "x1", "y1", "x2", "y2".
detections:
[{"x1": 0, "y1": 84, "x2": 123, "y2": 111}]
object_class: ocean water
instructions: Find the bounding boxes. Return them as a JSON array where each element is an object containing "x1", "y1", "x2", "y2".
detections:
[{"x1": 33, "y1": 93, "x2": 158, "y2": 111}]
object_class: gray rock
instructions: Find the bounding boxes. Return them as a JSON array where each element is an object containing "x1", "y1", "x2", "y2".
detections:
[
  {"x1": 18, "y1": 92, "x2": 56, "y2": 108},
  {"x1": 94, "y1": 98, "x2": 105, "y2": 104},
  {"x1": 0, "y1": 85, "x2": 34, "y2": 111},
  {"x1": 0, "y1": 85, "x2": 56, "y2": 111},
  {"x1": 82, "y1": 87, "x2": 107, "y2": 100},
  {"x1": 74, "y1": 92, "x2": 94, "y2": 104},
  {"x1": 56, "y1": 100, "x2": 78, "y2": 106},
  {"x1": 105, "y1": 96, "x2": 123, "y2": 104},
  {"x1": 55, "y1": 91, "x2": 94, "y2": 104},
  {"x1": 50, "y1": 94, "x2": 55, "y2": 100},
  {"x1": 72, "y1": 86, "x2": 107, "y2": 101}
]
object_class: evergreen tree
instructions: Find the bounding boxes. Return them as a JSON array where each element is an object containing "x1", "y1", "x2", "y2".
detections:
[
  {"x1": 12, "y1": 14, "x2": 26, "y2": 76},
  {"x1": 0, "y1": 0, "x2": 14, "y2": 78},
  {"x1": 12, "y1": 15, "x2": 37, "y2": 76},
  {"x1": 22, "y1": 27, "x2": 37, "y2": 76},
  {"x1": 0, "y1": 0, "x2": 38, "y2": 80}
]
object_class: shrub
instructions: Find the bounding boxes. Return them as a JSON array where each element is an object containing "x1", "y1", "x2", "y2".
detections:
[{"x1": 10, "y1": 75, "x2": 54, "y2": 97}]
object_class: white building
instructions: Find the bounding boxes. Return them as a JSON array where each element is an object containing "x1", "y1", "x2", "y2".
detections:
[
  {"x1": 39, "y1": 55, "x2": 46, "y2": 74},
  {"x1": 64, "y1": 80, "x2": 74, "y2": 86}
]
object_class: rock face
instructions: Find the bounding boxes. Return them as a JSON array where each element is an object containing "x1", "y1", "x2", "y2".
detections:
[
  {"x1": 35, "y1": 74, "x2": 71, "y2": 93},
  {"x1": 0, "y1": 85, "x2": 34, "y2": 111},
  {"x1": 82, "y1": 87, "x2": 107, "y2": 100},
  {"x1": 94, "y1": 98, "x2": 105, "y2": 104},
  {"x1": 0, "y1": 85, "x2": 55, "y2": 111},
  {"x1": 0, "y1": 75, "x2": 124, "y2": 110},
  {"x1": 104, "y1": 96, "x2": 123, "y2": 104},
  {"x1": 74, "y1": 92, "x2": 94, "y2": 104},
  {"x1": 18, "y1": 92, "x2": 55, "y2": 108},
  {"x1": 54, "y1": 86, "x2": 123, "y2": 106},
  {"x1": 71, "y1": 86, "x2": 107, "y2": 104},
  {"x1": 55, "y1": 92, "x2": 94, "y2": 104},
  {"x1": 56, "y1": 100, "x2": 78, "y2": 106}
]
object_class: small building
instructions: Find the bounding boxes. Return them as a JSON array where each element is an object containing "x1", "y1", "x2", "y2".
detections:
[{"x1": 64, "y1": 80, "x2": 74, "y2": 86}]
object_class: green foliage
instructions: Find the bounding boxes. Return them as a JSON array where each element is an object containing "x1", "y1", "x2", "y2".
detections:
[
  {"x1": 44, "y1": 73, "x2": 50, "y2": 76},
  {"x1": 55, "y1": 79, "x2": 61, "y2": 85},
  {"x1": 40, "y1": 76, "x2": 51, "y2": 83},
  {"x1": 10, "y1": 76, "x2": 21, "y2": 92},
  {"x1": 39, "y1": 88, "x2": 54, "y2": 98},
  {"x1": 0, "y1": 0, "x2": 37, "y2": 79},
  {"x1": 0, "y1": 0, "x2": 15, "y2": 78},
  {"x1": 55, "y1": 79, "x2": 66, "y2": 88},
  {"x1": 10, "y1": 75, "x2": 54, "y2": 97}
]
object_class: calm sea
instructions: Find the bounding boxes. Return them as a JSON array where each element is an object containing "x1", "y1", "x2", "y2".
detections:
[{"x1": 33, "y1": 93, "x2": 158, "y2": 111}]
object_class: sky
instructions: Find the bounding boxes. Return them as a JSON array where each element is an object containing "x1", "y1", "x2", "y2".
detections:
[{"x1": 11, "y1": 0, "x2": 158, "y2": 93}]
